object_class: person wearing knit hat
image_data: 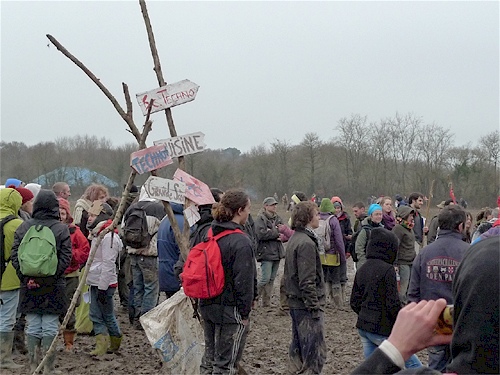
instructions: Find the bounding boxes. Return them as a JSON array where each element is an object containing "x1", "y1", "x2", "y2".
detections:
[
  {"x1": 24, "y1": 184, "x2": 41, "y2": 200},
  {"x1": 85, "y1": 200, "x2": 123, "y2": 356},
  {"x1": 10, "y1": 186, "x2": 34, "y2": 221},
  {"x1": 57, "y1": 197, "x2": 90, "y2": 351},
  {"x1": 4, "y1": 179, "x2": 23, "y2": 188},
  {"x1": 350, "y1": 227, "x2": 422, "y2": 369},
  {"x1": 330, "y1": 196, "x2": 353, "y2": 304},
  {"x1": 393, "y1": 205, "x2": 417, "y2": 304},
  {"x1": 352, "y1": 204, "x2": 384, "y2": 268}
]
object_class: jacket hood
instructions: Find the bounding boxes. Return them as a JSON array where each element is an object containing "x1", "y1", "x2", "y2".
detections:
[
  {"x1": 396, "y1": 205, "x2": 415, "y2": 220},
  {"x1": 32, "y1": 189, "x2": 60, "y2": 220},
  {"x1": 0, "y1": 188, "x2": 22, "y2": 217},
  {"x1": 366, "y1": 227, "x2": 399, "y2": 264},
  {"x1": 171, "y1": 202, "x2": 184, "y2": 215},
  {"x1": 197, "y1": 205, "x2": 214, "y2": 225}
]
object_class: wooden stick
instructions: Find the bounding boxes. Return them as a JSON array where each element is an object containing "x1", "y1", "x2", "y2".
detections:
[{"x1": 424, "y1": 179, "x2": 435, "y2": 227}]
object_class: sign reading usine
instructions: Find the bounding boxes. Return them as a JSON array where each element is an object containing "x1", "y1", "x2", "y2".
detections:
[
  {"x1": 154, "y1": 132, "x2": 206, "y2": 158},
  {"x1": 136, "y1": 79, "x2": 200, "y2": 115}
]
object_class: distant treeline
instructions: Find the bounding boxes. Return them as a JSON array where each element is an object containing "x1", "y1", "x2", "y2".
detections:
[{"x1": 1, "y1": 113, "x2": 498, "y2": 208}]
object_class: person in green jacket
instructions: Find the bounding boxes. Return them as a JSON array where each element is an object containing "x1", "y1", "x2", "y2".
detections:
[{"x1": 0, "y1": 188, "x2": 23, "y2": 370}]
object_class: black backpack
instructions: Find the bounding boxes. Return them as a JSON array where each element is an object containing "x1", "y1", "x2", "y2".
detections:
[
  {"x1": 1, "y1": 215, "x2": 17, "y2": 279},
  {"x1": 123, "y1": 204, "x2": 151, "y2": 249},
  {"x1": 348, "y1": 224, "x2": 371, "y2": 262}
]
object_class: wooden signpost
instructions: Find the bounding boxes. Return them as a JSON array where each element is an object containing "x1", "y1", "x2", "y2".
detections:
[
  {"x1": 154, "y1": 131, "x2": 206, "y2": 158},
  {"x1": 143, "y1": 176, "x2": 186, "y2": 205},
  {"x1": 136, "y1": 79, "x2": 200, "y2": 115},
  {"x1": 130, "y1": 144, "x2": 173, "y2": 174}
]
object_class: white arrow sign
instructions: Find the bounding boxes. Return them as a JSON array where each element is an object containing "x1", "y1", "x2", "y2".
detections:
[
  {"x1": 154, "y1": 132, "x2": 206, "y2": 159},
  {"x1": 135, "y1": 79, "x2": 200, "y2": 115},
  {"x1": 143, "y1": 176, "x2": 186, "y2": 205}
]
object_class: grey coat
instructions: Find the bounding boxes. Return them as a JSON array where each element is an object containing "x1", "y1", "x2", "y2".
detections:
[{"x1": 254, "y1": 210, "x2": 284, "y2": 261}]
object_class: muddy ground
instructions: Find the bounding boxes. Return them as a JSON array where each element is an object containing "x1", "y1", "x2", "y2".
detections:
[{"x1": 5, "y1": 258, "x2": 427, "y2": 375}]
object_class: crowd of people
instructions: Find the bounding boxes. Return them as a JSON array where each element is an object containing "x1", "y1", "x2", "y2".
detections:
[{"x1": 0, "y1": 178, "x2": 498, "y2": 374}]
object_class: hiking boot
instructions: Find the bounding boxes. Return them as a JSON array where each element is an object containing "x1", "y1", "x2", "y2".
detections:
[
  {"x1": 89, "y1": 334, "x2": 109, "y2": 356},
  {"x1": 0, "y1": 331, "x2": 23, "y2": 369}
]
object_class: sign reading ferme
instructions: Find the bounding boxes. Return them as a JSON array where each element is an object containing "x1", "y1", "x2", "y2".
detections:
[
  {"x1": 135, "y1": 79, "x2": 200, "y2": 116},
  {"x1": 154, "y1": 132, "x2": 206, "y2": 159},
  {"x1": 130, "y1": 144, "x2": 173, "y2": 174},
  {"x1": 143, "y1": 176, "x2": 186, "y2": 205}
]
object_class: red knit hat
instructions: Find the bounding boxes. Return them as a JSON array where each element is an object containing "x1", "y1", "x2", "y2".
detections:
[
  {"x1": 330, "y1": 196, "x2": 343, "y2": 205},
  {"x1": 57, "y1": 198, "x2": 73, "y2": 223},
  {"x1": 9, "y1": 185, "x2": 34, "y2": 205}
]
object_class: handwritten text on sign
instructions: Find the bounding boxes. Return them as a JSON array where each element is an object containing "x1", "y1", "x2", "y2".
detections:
[
  {"x1": 154, "y1": 132, "x2": 206, "y2": 158},
  {"x1": 130, "y1": 145, "x2": 173, "y2": 174},
  {"x1": 135, "y1": 79, "x2": 200, "y2": 116},
  {"x1": 172, "y1": 168, "x2": 215, "y2": 206},
  {"x1": 143, "y1": 176, "x2": 186, "y2": 205}
]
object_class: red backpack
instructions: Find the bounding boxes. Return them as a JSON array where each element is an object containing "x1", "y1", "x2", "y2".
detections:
[{"x1": 181, "y1": 227, "x2": 243, "y2": 299}]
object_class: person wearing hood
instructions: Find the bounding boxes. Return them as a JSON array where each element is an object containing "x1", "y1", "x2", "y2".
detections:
[
  {"x1": 25, "y1": 183, "x2": 42, "y2": 200},
  {"x1": 350, "y1": 227, "x2": 422, "y2": 370},
  {"x1": 157, "y1": 202, "x2": 185, "y2": 299},
  {"x1": 123, "y1": 187, "x2": 166, "y2": 329},
  {"x1": 407, "y1": 205, "x2": 468, "y2": 371},
  {"x1": 351, "y1": 236, "x2": 499, "y2": 375},
  {"x1": 58, "y1": 197, "x2": 90, "y2": 351},
  {"x1": 0, "y1": 188, "x2": 24, "y2": 370},
  {"x1": 73, "y1": 184, "x2": 109, "y2": 240},
  {"x1": 255, "y1": 196, "x2": 285, "y2": 308},
  {"x1": 11, "y1": 189, "x2": 72, "y2": 373},
  {"x1": 318, "y1": 198, "x2": 346, "y2": 308},
  {"x1": 392, "y1": 205, "x2": 417, "y2": 304},
  {"x1": 198, "y1": 189, "x2": 255, "y2": 374},
  {"x1": 354, "y1": 204, "x2": 384, "y2": 268},
  {"x1": 85, "y1": 202, "x2": 124, "y2": 356}
]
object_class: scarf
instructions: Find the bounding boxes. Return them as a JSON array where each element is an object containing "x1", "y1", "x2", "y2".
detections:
[
  {"x1": 383, "y1": 212, "x2": 396, "y2": 230},
  {"x1": 73, "y1": 198, "x2": 92, "y2": 225}
]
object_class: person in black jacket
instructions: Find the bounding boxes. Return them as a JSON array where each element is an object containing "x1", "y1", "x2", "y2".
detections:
[
  {"x1": 11, "y1": 189, "x2": 72, "y2": 374},
  {"x1": 350, "y1": 227, "x2": 422, "y2": 369},
  {"x1": 199, "y1": 189, "x2": 256, "y2": 375}
]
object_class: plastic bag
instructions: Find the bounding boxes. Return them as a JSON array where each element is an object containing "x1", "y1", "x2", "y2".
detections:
[{"x1": 140, "y1": 289, "x2": 204, "y2": 374}]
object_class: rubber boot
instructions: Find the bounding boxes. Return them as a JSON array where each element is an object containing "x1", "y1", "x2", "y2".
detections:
[
  {"x1": 331, "y1": 285, "x2": 343, "y2": 309},
  {"x1": 62, "y1": 330, "x2": 76, "y2": 352},
  {"x1": 41, "y1": 335, "x2": 61, "y2": 375},
  {"x1": 89, "y1": 334, "x2": 109, "y2": 356},
  {"x1": 13, "y1": 328, "x2": 28, "y2": 355},
  {"x1": 107, "y1": 335, "x2": 122, "y2": 353},
  {"x1": 0, "y1": 331, "x2": 23, "y2": 369},
  {"x1": 341, "y1": 283, "x2": 347, "y2": 303},
  {"x1": 324, "y1": 282, "x2": 332, "y2": 306},
  {"x1": 27, "y1": 334, "x2": 41, "y2": 373},
  {"x1": 262, "y1": 284, "x2": 272, "y2": 307}
]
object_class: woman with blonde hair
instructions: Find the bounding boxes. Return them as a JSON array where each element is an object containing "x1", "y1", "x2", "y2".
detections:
[
  {"x1": 377, "y1": 196, "x2": 396, "y2": 230},
  {"x1": 73, "y1": 184, "x2": 109, "y2": 239}
]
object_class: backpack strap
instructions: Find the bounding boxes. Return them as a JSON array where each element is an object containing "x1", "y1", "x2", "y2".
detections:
[{"x1": 210, "y1": 228, "x2": 244, "y2": 242}]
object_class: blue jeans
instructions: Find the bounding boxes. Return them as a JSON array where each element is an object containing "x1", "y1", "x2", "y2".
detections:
[
  {"x1": 398, "y1": 264, "x2": 412, "y2": 303},
  {"x1": 258, "y1": 260, "x2": 280, "y2": 288},
  {"x1": 26, "y1": 313, "x2": 59, "y2": 338},
  {"x1": 0, "y1": 289, "x2": 19, "y2": 332},
  {"x1": 89, "y1": 286, "x2": 121, "y2": 337},
  {"x1": 358, "y1": 329, "x2": 422, "y2": 369},
  {"x1": 130, "y1": 255, "x2": 159, "y2": 317},
  {"x1": 427, "y1": 345, "x2": 451, "y2": 372}
]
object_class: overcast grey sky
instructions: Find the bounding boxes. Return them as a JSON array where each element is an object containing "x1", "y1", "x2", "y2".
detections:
[{"x1": 1, "y1": 1, "x2": 498, "y2": 153}]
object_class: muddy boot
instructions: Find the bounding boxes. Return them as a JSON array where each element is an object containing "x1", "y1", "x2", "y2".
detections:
[
  {"x1": 41, "y1": 335, "x2": 61, "y2": 374},
  {"x1": 331, "y1": 285, "x2": 343, "y2": 309},
  {"x1": 107, "y1": 335, "x2": 122, "y2": 354},
  {"x1": 62, "y1": 330, "x2": 76, "y2": 352},
  {"x1": 341, "y1": 283, "x2": 347, "y2": 304},
  {"x1": 324, "y1": 282, "x2": 332, "y2": 305},
  {"x1": 262, "y1": 284, "x2": 272, "y2": 307},
  {"x1": 13, "y1": 328, "x2": 27, "y2": 355},
  {"x1": 0, "y1": 331, "x2": 23, "y2": 369},
  {"x1": 27, "y1": 334, "x2": 41, "y2": 373},
  {"x1": 89, "y1": 334, "x2": 109, "y2": 356}
]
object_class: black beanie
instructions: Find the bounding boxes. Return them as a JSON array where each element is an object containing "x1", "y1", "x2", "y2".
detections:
[{"x1": 366, "y1": 227, "x2": 399, "y2": 264}]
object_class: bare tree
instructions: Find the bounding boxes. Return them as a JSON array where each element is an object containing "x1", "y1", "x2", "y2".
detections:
[
  {"x1": 299, "y1": 132, "x2": 322, "y2": 195},
  {"x1": 270, "y1": 139, "x2": 292, "y2": 196}
]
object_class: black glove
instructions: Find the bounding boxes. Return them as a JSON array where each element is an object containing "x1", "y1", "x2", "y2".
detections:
[{"x1": 97, "y1": 289, "x2": 107, "y2": 304}]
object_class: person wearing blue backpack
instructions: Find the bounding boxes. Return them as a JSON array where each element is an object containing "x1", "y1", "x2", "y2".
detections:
[{"x1": 11, "y1": 189, "x2": 72, "y2": 374}]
